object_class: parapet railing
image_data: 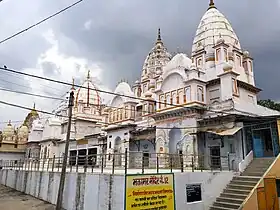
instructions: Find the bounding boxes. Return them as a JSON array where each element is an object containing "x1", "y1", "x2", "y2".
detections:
[{"x1": 0, "y1": 152, "x2": 236, "y2": 174}]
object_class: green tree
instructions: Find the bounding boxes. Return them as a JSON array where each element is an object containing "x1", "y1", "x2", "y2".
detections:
[{"x1": 258, "y1": 99, "x2": 280, "y2": 111}]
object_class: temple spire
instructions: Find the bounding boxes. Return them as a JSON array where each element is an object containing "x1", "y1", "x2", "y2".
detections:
[
  {"x1": 208, "y1": 0, "x2": 216, "y2": 10},
  {"x1": 156, "y1": 28, "x2": 162, "y2": 43}
]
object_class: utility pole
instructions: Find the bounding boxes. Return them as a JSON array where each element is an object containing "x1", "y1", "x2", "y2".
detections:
[{"x1": 56, "y1": 91, "x2": 74, "y2": 210}]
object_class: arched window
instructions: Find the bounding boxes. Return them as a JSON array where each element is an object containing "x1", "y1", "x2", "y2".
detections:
[
  {"x1": 197, "y1": 86, "x2": 204, "y2": 102},
  {"x1": 236, "y1": 54, "x2": 242, "y2": 66},
  {"x1": 125, "y1": 106, "x2": 128, "y2": 118},
  {"x1": 172, "y1": 93, "x2": 177, "y2": 105},
  {"x1": 120, "y1": 109, "x2": 123, "y2": 120},
  {"x1": 185, "y1": 87, "x2": 191, "y2": 102},
  {"x1": 113, "y1": 111, "x2": 116, "y2": 122},
  {"x1": 131, "y1": 106, "x2": 135, "y2": 118},
  {"x1": 232, "y1": 79, "x2": 238, "y2": 95},
  {"x1": 166, "y1": 95, "x2": 171, "y2": 107},
  {"x1": 248, "y1": 61, "x2": 253, "y2": 72},
  {"x1": 224, "y1": 49, "x2": 228, "y2": 61},
  {"x1": 178, "y1": 90, "x2": 184, "y2": 104},
  {"x1": 159, "y1": 95, "x2": 164, "y2": 109},
  {"x1": 216, "y1": 49, "x2": 221, "y2": 61},
  {"x1": 196, "y1": 57, "x2": 202, "y2": 67}
]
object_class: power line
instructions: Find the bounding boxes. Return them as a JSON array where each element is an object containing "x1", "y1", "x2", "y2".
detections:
[
  {"x1": 0, "y1": 97, "x2": 277, "y2": 131},
  {"x1": 0, "y1": 85, "x2": 152, "y2": 115},
  {"x1": 0, "y1": 0, "x2": 83, "y2": 45},
  {"x1": 0, "y1": 66, "x2": 238, "y2": 116},
  {"x1": 0, "y1": 87, "x2": 64, "y2": 101},
  {"x1": 0, "y1": 99, "x2": 67, "y2": 118}
]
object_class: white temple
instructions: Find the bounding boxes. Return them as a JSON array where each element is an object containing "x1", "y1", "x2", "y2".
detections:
[{"x1": 25, "y1": 1, "x2": 280, "y2": 170}]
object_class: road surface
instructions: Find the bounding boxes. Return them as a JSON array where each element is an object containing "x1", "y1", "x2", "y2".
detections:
[{"x1": 0, "y1": 185, "x2": 55, "y2": 210}]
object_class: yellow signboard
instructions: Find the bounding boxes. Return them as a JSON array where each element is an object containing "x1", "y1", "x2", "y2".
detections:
[{"x1": 125, "y1": 173, "x2": 175, "y2": 210}]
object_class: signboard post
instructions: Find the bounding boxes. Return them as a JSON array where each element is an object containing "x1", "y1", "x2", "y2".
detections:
[{"x1": 125, "y1": 173, "x2": 176, "y2": 210}]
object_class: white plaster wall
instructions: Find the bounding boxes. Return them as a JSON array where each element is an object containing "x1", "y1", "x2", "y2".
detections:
[
  {"x1": 206, "y1": 84, "x2": 221, "y2": 104},
  {"x1": 107, "y1": 128, "x2": 130, "y2": 153},
  {"x1": 75, "y1": 121, "x2": 101, "y2": 139},
  {"x1": 0, "y1": 169, "x2": 234, "y2": 210},
  {"x1": 0, "y1": 153, "x2": 25, "y2": 161},
  {"x1": 29, "y1": 130, "x2": 43, "y2": 142},
  {"x1": 174, "y1": 172, "x2": 234, "y2": 210},
  {"x1": 161, "y1": 73, "x2": 185, "y2": 93},
  {"x1": 236, "y1": 87, "x2": 257, "y2": 105}
]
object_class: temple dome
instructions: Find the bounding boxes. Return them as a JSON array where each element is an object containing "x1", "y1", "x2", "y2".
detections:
[
  {"x1": 18, "y1": 124, "x2": 29, "y2": 138},
  {"x1": 2, "y1": 121, "x2": 14, "y2": 138},
  {"x1": 75, "y1": 71, "x2": 101, "y2": 106},
  {"x1": 165, "y1": 53, "x2": 192, "y2": 70},
  {"x1": 192, "y1": 2, "x2": 241, "y2": 55}
]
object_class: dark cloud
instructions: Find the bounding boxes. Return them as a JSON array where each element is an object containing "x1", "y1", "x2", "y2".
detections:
[{"x1": 1, "y1": 0, "x2": 280, "y2": 103}]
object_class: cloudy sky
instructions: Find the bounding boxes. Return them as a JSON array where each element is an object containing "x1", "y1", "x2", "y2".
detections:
[{"x1": 0, "y1": 0, "x2": 280, "y2": 128}]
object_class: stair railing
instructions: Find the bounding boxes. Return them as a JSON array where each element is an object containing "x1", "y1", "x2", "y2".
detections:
[{"x1": 238, "y1": 150, "x2": 253, "y2": 173}]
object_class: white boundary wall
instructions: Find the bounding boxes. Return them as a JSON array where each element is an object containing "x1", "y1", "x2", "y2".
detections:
[{"x1": 0, "y1": 169, "x2": 234, "y2": 210}]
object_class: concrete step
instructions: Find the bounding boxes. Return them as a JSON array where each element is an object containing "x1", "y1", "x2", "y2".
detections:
[
  {"x1": 242, "y1": 171, "x2": 264, "y2": 177},
  {"x1": 224, "y1": 188, "x2": 251, "y2": 195},
  {"x1": 233, "y1": 176, "x2": 260, "y2": 182},
  {"x1": 209, "y1": 206, "x2": 237, "y2": 210},
  {"x1": 230, "y1": 180, "x2": 258, "y2": 186},
  {"x1": 220, "y1": 192, "x2": 248, "y2": 200},
  {"x1": 213, "y1": 201, "x2": 240, "y2": 209},
  {"x1": 217, "y1": 197, "x2": 244, "y2": 205},
  {"x1": 227, "y1": 184, "x2": 254, "y2": 191}
]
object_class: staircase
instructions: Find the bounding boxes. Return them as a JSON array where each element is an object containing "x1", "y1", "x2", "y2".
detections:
[{"x1": 209, "y1": 157, "x2": 275, "y2": 210}]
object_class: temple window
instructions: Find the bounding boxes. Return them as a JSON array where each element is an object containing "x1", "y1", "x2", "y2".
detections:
[
  {"x1": 185, "y1": 86, "x2": 191, "y2": 102},
  {"x1": 166, "y1": 94, "x2": 171, "y2": 107},
  {"x1": 144, "y1": 104, "x2": 147, "y2": 115},
  {"x1": 125, "y1": 106, "x2": 128, "y2": 118},
  {"x1": 172, "y1": 92, "x2": 177, "y2": 105},
  {"x1": 136, "y1": 106, "x2": 142, "y2": 117},
  {"x1": 243, "y1": 62, "x2": 248, "y2": 71},
  {"x1": 232, "y1": 79, "x2": 238, "y2": 95},
  {"x1": 196, "y1": 56, "x2": 202, "y2": 67},
  {"x1": 113, "y1": 111, "x2": 116, "y2": 122},
  {"x1": 131, "y1": 106, "x2": 135, "y2": 118},
  {"x1": 109, "y1": 142, "x2": 111, "y2": 148},
  {"x1": 197, "y1": 86, "x2": 204, "y2": 102},
  {"x1": 159, "y1": 95, "x2": 164, "y2": 109},
  {"x1": 178, "y1": 90, "x2": 184, "y2": 104},
  {"x1": 248, "y1": 61, "x2": 253, "y2": 72},
  {"x1": 216, "y1": 49, "x2": 221, "y2": 61},
  {"x1": 236, "y1": 54, "x2": 242, "y2": 66},
  {"x1": 137, "y1": 87, "x2": 141, "y2": 97},
  {"x1": 119, "y1": 109, "x2": 123, "y2": 120},
  {"x1": 224, "y1": 49, "x2": 228, "y2": 61}
]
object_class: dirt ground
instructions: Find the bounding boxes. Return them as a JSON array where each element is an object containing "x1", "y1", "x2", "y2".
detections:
[{"x1": 0, "y1": 185, "x2": 55, "y2": 210}]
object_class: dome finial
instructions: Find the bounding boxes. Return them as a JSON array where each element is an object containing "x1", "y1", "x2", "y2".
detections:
[
  {"x1": 157, "y1": 28, "x2": 161, "y2": 42},
  {"x1": 8, "y1": 120, "x2": 11, "y2": 125},
  {"x1": 87, "y1": 70, "x2": 90, "y2": 80},
  {"x1": 33, "y1": 103, "x2": 36, "y2": 109},
  {"x1": 208, "y1": 0, "x2": 216, "y2": 10}
]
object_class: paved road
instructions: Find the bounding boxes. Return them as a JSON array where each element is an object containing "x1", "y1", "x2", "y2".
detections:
[{"x1": 0, "y1": 185, "x2": 55, "y2": 210}]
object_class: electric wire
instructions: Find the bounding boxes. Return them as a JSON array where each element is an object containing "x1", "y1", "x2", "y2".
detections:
[
  {"x1": 0, "y1": 98, "x2": 277, "y2": 131},
  {"x1": 0, "y1": 66, "x2": 240, "y2": 116},
  {"x1": 0, "y1": 0, "x2": 83, "y2": 45}
]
